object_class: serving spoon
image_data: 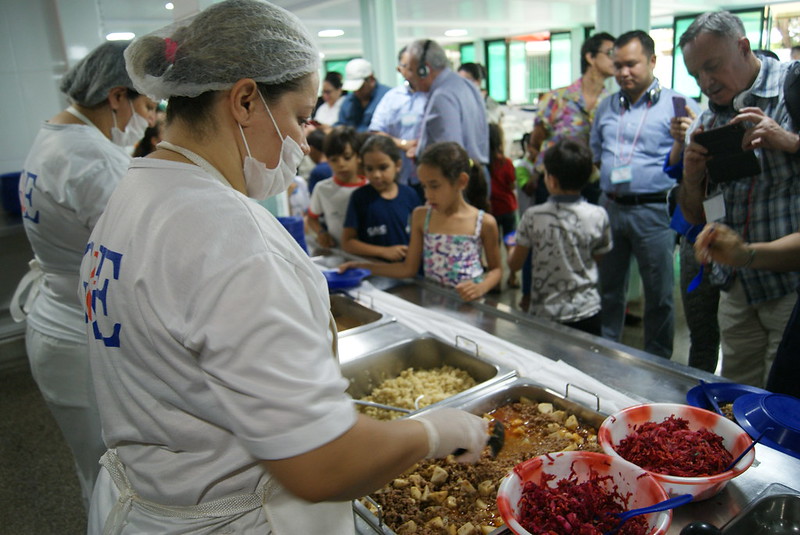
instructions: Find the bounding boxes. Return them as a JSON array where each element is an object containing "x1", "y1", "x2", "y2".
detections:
[{"x1": 604, "y1": 493, "x2": 694, "y2": 535}]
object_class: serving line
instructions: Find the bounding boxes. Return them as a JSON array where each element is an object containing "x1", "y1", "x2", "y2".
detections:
[{"x1": 338, "y1": 278, "x2": 800, "y2": 535}]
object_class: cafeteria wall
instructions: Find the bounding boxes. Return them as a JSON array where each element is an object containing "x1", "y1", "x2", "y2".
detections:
[{"x1": 0, "y1": 0, "x2": 103, "y2": 175}]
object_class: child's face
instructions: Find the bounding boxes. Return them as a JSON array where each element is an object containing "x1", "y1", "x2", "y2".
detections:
[
  {"x1": 327, "y1": 143, "x2": 360, "y2": 181},
  {"x1": 363, "y1": 150, "x2": 400, "y2": 194},
  {"x1": 418, "y1": 164, "x2": 464, "y2": 211}
]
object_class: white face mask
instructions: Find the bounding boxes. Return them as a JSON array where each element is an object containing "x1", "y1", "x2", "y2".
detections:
[
  {"x1": 111, "y1": 101, "x2": 149, "y2": 147},
  {"x1": 238, "y1": 91, "x2": 305, "y2": 200}
]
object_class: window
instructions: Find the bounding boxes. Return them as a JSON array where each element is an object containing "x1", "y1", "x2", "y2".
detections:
[
  {"x1": 485, "y1": 39, "x2": 508, "y2": 102},
  {"x1": 460, "y1": 43, "x2": 475, "y2": 64},
  {"x1": 550, "y1": 32, "x2": 572, "y2": 89}
]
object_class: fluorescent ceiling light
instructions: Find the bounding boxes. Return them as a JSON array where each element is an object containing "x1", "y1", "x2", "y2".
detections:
[
  {"x1": 445, "y1": 29, "x2": 468, "y2": 37},
  {"x1": 318, "y1": 29, "x2": 344, "y2": 38},
  {"x1": 165, "y1": 2, "x2": 174, "y2": 9},
  {"x1": 106, "y1": 32, "x2": 135, "y2": 41}
]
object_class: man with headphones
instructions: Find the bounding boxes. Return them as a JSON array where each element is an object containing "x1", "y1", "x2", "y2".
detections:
[
  {"x1": 336, "y1": 58, "x2": 391, "y2": 132},
  {"x1": 401, "y1": 39, "x2": 489, "y2": 193},
  {"x1": 590, "y1": 30, "x2": 700, "y2": 359}
]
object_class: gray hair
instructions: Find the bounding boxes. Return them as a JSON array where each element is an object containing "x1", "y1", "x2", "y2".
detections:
[
  {"x1": 125, "y1": 0, "x2": 319, "y2": 101},
  {"x1": 407, "y1": 39, "x2": 449, "y2": 71},
  {"x1": 60, "y1": 41, "x2": 135, "y2": 107},
  {"x1": 678, "y1": 11, "x2": 746, "y2": 50}
]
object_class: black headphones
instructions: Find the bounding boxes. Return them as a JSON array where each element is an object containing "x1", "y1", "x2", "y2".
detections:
[
  {"x1": 417, "y1": 40, "x2": 432, "y2": 78},
  {"x1": 619, "y1": 80, "x2": 661, "y2": 110}
]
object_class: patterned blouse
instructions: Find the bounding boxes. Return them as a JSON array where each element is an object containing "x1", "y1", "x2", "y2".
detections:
[{"x1": 422, "y1": 207, "x2": 485, "y2": 287}]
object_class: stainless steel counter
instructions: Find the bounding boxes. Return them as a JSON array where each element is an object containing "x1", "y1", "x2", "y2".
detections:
[{"x1": 348, "y1": 276, "x2": 800, "y2": 535}]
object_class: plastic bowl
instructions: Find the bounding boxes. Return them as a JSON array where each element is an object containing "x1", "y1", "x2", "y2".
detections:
[
  {"x1": 598, "y1": 403, "x2": 754, "y2": 501},
  {"x1": 322, "y1": 268, "x2": 370, "y2": 290},
  {"x1": 733, "y1": 393, "x2": 800, "y2": 460},
  {"x1": 497, "y1": 451, "x2": 672, "y2": 535}
]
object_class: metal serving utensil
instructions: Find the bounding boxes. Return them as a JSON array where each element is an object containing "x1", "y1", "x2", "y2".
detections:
[{"x1": 351, "y1": 400, "x2": 412, "y2": 414}]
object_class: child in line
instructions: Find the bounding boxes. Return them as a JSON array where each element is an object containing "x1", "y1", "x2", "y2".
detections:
[
  {"x1": 341, "y1": 135, "x2": 422, "y2": 261},
  {"x1": 307, "y1": 126, "x2": 367, "y2": 248},
  {"x1": 341, "y1": 142, "x2": 502, "y2": 302},
  {"x1": 306, "y1": 128, "x2": 332, "y2": 194},
  {"x1": 508, "y1": 137, "x2": 612, "y2": 335},
  {"x1": 488, "y1": 123, "x2": 518, "y2": 288}
]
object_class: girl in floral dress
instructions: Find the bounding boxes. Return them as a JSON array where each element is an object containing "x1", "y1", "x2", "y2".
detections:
[{"x1": 341, "y1": 142, "x2": 501, "y2": 301}]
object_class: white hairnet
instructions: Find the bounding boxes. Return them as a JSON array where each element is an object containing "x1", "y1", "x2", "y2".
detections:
[
  {"x1": 60, "y1": 41, "x2": 135, "y2": 107},
  {"x1": 125, "y1": 0, "x2": 319, "y2": 101}
]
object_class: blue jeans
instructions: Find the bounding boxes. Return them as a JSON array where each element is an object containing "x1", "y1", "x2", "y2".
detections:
[{"x1": 599, "y1": 194, "x2": 675, "y2": 358}]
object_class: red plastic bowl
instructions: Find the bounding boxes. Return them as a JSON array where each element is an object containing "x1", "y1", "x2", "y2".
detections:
[
  {"x1": 598, "y1": 403, "x2": 754, "y2": 501},
  {"x1": 497, "y1": 450, "x2": 672, "y2": 535}
]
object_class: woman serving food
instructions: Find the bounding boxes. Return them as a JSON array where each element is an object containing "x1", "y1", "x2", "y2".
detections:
[{"x1": 82, "y1": 1, "x2": 488, "y2": 533}]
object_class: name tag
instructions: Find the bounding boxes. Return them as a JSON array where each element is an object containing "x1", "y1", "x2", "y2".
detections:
[
  {"x1": 703, "y1": 192, "x2": 726, "y2": 222},
  {"x1": 611, "y1": 165, "x2": 632, "y2": 184}
]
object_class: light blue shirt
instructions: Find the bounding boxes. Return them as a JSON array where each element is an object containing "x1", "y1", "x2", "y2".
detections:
[
  {"x1": 590, "y1": 80, "x2": 700, "y2": 194},
  {"x1": 369, "y1": 85, "x2": 428, "y2": 185},
  {"x1": 416, "y1": 68, "x2": 489, "y2": 165}
]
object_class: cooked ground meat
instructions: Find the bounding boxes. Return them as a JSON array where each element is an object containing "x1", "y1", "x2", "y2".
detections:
[{"x1": 364, "y1": 399, "x2": 602, "y2": 534}]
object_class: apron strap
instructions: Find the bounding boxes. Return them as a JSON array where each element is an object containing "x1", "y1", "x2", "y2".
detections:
[
  {"x1": 10, "y1": 259, "x2": 43, "y2": 323},
  {"x1": 99, "y1": 450, "x2": 267, "y2": 535}
]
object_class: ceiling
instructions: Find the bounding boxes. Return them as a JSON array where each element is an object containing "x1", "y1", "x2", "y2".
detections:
[{"x1": 95, "y1": 0, "x2": 796, "y2": 59}]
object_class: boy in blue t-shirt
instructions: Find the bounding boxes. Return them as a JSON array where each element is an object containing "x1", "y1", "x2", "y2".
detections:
[{"x1": 342, "y1": 135, "x2": 421, "y2": 261}]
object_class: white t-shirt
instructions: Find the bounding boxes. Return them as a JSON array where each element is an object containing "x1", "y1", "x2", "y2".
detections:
[
  {"x1": 313, "y1": 98, "x2": 344, "y2": 126},
  {"x1": 20, "y1": 122, "x2": 130, "y2": 343},
  {"x1": 79, "y1": 158, "x2": 357, "y2": 506},
  {"x1": 308, "y1": 176, "x2": 366, "y2": 244},
  {"x1": 516, "y1": 196, "x2": 612, "y2": 322}
]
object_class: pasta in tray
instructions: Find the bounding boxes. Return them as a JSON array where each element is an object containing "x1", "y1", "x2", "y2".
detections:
[{"x1": 354, "y1": 366, "x2": 477, "y2": 421}]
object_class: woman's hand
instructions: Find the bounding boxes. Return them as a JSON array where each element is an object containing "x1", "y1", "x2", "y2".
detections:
[
  {"x1": 380, "y1": 245, "x2": 408, "y2": 262},
  {"x1": 693, "y1": 223, "x2": 750, "y2": 267}
]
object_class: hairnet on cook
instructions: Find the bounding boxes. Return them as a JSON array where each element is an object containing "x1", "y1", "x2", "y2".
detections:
[
  {"x1": 60, "y1": 41, "x2": 135, "y2": 107},
  {"x1": 124, "y1": 0, "x2": 320, "y2": 101}
]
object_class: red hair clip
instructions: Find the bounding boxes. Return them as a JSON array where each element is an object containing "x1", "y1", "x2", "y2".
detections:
[{"x1": 164, "y1": 38, "x2": 178, "y2": 64}]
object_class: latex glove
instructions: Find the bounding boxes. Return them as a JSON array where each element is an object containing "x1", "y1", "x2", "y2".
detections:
[{"x1": 412, "y1": 408, "x2": 489, "y2": 463}]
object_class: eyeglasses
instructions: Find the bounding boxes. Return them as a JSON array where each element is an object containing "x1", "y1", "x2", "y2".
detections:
[{"x1": 598, "y1": 49, "x2": 614, "y2": 57}]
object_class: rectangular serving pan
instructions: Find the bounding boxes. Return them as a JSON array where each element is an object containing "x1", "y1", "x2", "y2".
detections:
[
  {"x1": 331, "y1": 294, "x2": 394, "y2": 337},
  {"x1": 341, "y1": 334, "x2": 517, "y2": 410},
  {"x1": 722, "y1": 491, "x2": 800, "y2": 535},
  {"x1": 352, "y1": 376, "x2": 608, "y2": 535}
]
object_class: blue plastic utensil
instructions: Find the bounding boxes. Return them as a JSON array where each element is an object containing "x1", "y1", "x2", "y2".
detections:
[
  {"x1": 605, "y1": 494, "x2": 694, "y2": 535},
  {"x1": 699, "y1": 379, "x2": 723, "y2": 416},
  {"x1": 687, "y1": 263, "x2": 704, "y2": 292},
  {"x1": 723, "y1": 427, "x2": 770, "y2": 472}
]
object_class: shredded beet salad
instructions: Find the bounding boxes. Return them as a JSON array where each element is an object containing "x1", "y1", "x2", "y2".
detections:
[
  {"x1": 516, "y1": 471, "x2": 648, "y2": 535},
  {"x1": 615, "y1": 416, "x2": 733, "y2": 477}
]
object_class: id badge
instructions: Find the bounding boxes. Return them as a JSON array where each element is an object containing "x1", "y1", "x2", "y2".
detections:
[
  {"x1": 611, "y1": 165, "x2": 633, "y2": 184},
  {"x1": 703, "y1": 192, "x2": 726, "y2": 222}
]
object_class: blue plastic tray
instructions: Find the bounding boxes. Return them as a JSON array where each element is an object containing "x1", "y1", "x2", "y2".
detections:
[
  {"x1": 686, "y1": 382, "x2": 769, "y2": 412},
  {"x1": 733, "y1": 393, "x2": 800, "y2": 460},
  {"x1": 322, "y1": 268, "x2": 371, "y2": 290}
]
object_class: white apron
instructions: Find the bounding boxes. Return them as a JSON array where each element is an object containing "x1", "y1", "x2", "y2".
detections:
[
  {"x1": 10, "y1": 258, "x2": 43, "y2": 322},
  {"x1": 91, "y1": 450, "x2": 355, "y2": 535}
]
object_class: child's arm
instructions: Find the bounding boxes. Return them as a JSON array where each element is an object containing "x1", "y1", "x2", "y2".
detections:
[
  {"x1": 341, "y1": 227, "x2": 408, "y2": 261},
  {"x1": 339, "y1": 207, "x2": 425, "y2": 278},
  {"x1": 307, "y1": 213, "x2": 336, "y2": 248},
  {"x1": 508, "y1": 244, "x2": 530, "y2": 272},
  {"x1": 456, "y1": 213, "x2": 502, "y2": 301}
]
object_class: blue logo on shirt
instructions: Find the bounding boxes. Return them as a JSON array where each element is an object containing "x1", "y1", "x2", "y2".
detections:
[
  {"x1": 19, "y1": 171, "x2": 39, "y2": 223},
  {"x1": 82, "y1": 242, "x2": 123, "y2": 348}
]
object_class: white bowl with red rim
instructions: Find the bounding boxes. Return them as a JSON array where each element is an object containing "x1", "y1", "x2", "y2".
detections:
[
  {"x1": 497, "y1": 450, "x2": 672, "y2": 535},
  {"x1": 598, "y1": 402, "x2": 755, "y2": 502}
]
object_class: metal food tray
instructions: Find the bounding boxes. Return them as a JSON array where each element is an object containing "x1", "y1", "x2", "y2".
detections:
[
  {"x1": 331, "y1": 294, "x2": 394, "y2": 337},
  {"x1": 353, "y1": 376, "x2": 607, "y2": 535},
  {"x1": 721, "y1": 483, "x2": 800, "y2": 535},
  {"x1": 342, "y1": 334, "x2": 517, "y2": 411}
]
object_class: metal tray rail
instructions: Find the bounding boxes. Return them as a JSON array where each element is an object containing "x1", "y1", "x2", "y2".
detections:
[{"x1": 353, "y1": 376, "x2": 608, "y2": 535}]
